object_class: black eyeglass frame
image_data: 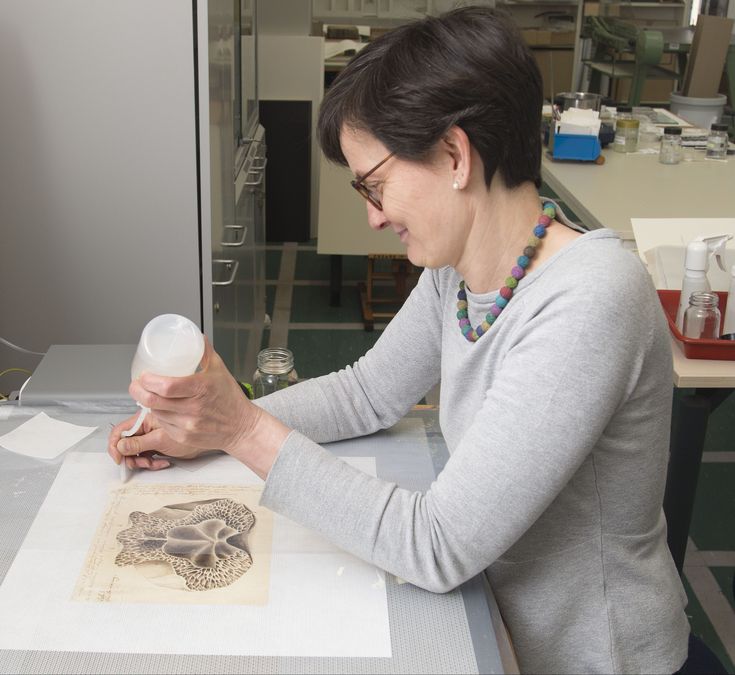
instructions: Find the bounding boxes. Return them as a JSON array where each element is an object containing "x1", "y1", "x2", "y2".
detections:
[{"x1": 350, "y1": 151, "x2": 395, "y2": 211}]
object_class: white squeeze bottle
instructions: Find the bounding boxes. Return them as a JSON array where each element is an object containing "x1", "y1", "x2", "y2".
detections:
[
  {"x1": 122, "y1": 314, "x2": 205, "y2": 438},
  {"x1": 675, "y1": 234, "x2": 732, "y2": 332},
  {"x1": 722, "y1": 264, "x2": 735, "y2": 337}
]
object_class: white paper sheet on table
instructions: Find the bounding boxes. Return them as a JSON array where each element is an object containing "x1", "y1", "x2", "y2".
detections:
[
  {"x1": 630, "y1": 218, "x2": 735, "y2": 290},
  {"x1": 0, "y1": 452, "x2": 391, "y2": 658},
  {"x1": 0, "y1": 412, "x2": 97, "y2": 459}
]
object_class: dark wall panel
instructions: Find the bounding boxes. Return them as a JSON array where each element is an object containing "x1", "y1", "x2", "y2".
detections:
[{"x1": 259, "y1": 100, "x2": 311, "y2": 242}]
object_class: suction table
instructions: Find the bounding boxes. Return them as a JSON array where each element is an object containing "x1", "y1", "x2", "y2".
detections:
[{"x1": 0, "y1": 403, "x2": 514, "y2": 674}]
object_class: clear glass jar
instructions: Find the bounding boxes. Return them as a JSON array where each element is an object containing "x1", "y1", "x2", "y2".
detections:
[
  {"x1": 613, "y1": 117, "x2": 639, "y2": 153},
  {"x1": 253, "y1": 347, "x2": 298, "y2": 398},
  {"x1": 705, "y1": 123, "x2": 728, "y2": 160},
  {"x1": 682, "y1": 291, "x2": 721, "y2": 339},
  {"x1": 659, "y1": 126, "x2": 682, "y2": 165}
]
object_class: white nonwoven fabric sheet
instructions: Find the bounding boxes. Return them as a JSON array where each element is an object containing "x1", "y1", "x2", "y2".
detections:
[
  {"x1": 0, "y1": 412, "x2": 97, "y2": 459},
  {"x1": 0, "y1": 452, "x2": 391, "y2": 657}
]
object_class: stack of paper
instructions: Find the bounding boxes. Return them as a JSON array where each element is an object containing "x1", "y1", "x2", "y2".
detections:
[{"x1": 558, "y1": 108, "x2": 601, "y2": 136}]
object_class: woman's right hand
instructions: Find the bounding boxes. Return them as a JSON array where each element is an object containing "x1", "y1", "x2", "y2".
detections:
[{"x1": 107, "y1": 412, "x2": 214, "y2": 471}]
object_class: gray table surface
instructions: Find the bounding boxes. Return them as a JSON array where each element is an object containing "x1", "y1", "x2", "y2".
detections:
[
  {"x1": 0, "y1": 402, "x2": 513, "y2": 674},
  {"x1": 541, "y1": 148, "x2": 735, "y2": 241}
]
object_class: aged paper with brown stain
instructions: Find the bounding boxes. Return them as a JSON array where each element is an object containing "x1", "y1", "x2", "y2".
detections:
[{"x1": 73, "y1": 484, "x2": 272, "y2": 605}]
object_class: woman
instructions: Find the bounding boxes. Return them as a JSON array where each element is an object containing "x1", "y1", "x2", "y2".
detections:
[{"x1": 109, "y1": 7, "x2": 691, "y2": 673}]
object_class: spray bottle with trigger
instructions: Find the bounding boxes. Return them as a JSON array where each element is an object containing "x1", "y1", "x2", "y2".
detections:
[{"x1": 675, "y1": 233, "x2": 733, "y2": 332}]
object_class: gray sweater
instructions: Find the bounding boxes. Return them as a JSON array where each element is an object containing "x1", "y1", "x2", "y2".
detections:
[{"x1": 257, "y1": 226, "x2": 690, "y2": 674}]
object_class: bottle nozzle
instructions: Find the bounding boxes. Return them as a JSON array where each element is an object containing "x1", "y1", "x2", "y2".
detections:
[{"x1": 696, "y1": 234, "x2": 733, "y2": 273}]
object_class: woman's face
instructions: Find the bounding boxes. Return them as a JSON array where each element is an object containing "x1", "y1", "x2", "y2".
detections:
[{"x1": 339, "y1": 127, "x2": 469, "y2": 269}]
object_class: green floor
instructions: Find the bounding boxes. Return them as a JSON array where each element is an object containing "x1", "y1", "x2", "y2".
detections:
[{"x1": 263, "y1": 237, "x2": 735, "y2": 672}]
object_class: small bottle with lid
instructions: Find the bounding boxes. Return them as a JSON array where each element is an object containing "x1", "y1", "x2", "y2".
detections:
[
  {"x1": 614, "y1": 106, "x2": 639, "y2": 153},
  {"x1": 659, "y1": 126, "x2": 683, "y2": 165},
  {"x1": 705, "y1": 123, "x2": 729, "y2": 160},
  {"x1": 683, "y1": 291, "x2": 721, "y2": 340},
  {"x1": 253, "y1": 347, "x2": 298, "y2": 398}
]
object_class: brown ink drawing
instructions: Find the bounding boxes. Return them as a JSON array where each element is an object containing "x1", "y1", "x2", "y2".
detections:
[{"x1": 73, "y1": 484, "x2": 272, "y2": 605}]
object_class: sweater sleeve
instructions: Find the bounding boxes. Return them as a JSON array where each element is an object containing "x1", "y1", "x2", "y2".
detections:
[
  {"x1": 260, "y1": 264, "x2": 664, "y2": 593},
  {"x1": 253, "y1": 268, "x2": 443, "y2": 443}
]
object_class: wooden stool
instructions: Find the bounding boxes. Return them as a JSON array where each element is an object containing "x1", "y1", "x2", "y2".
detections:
[{"x1": 358, "y1": 254, "x2": 420, "y2": 331}]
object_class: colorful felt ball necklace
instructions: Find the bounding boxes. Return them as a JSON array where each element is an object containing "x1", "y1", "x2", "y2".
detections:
[{"x1": 456, "y1": 202, "x2": 556, "y2": 342}]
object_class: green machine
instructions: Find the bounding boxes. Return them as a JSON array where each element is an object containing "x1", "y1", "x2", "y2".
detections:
[{"x1": 582, "y1": 17, "x2": 682, "y2": 106}]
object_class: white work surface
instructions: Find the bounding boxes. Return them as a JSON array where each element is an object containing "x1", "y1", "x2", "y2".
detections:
[
  {"x1": 0, "y1": 451, "x2": 390, "y2": 658},
  {"x1": 541, "y1": 148, "x2": 735, "y2": 242},
  {"x1": 0, "y1": 404, "x2": 514, "y2": 674},
  {"x1": 542, "y1": 153, "x2": 735, "y2": 388}
]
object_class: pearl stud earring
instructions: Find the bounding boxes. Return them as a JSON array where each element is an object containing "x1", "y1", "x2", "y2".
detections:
[{"x1": 452, "y1": 180, "x2": 460, "y2": 190}]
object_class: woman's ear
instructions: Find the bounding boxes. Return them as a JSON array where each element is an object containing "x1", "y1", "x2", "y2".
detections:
[{"x1": 441, "y1": 125, "x2": 472, "y2": 190}]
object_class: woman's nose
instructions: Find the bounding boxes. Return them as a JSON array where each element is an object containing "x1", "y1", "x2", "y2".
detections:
[{"x1": 366, "y1": 202, "x2": 388, "y2": 231}]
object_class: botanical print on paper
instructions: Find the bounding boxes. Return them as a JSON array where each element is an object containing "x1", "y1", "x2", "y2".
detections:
[
  {"x1": 73, "y1": 484, "x2": 272, "y2": 605},
  {"x1": 115, "y1": 497, "x2": 255, "y2": 591}
]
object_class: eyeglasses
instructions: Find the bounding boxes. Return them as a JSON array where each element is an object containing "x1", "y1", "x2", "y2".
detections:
[{"x1": 350, "y1": 151, "x2": 395, "y2": 211}]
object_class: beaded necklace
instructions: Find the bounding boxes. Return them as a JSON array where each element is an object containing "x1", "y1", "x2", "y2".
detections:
[{"x1": 456, "y1": 202, "x2": 556, "y2": 342}]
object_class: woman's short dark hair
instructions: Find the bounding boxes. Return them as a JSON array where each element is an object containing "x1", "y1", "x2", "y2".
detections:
[{"x1": 317, "y1": 6, "x2": 543, "y2": 189}]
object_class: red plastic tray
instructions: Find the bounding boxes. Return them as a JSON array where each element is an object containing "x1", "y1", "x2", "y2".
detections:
[{"x1": 658, "y1": 290, "x2": 735, "y2": 361}]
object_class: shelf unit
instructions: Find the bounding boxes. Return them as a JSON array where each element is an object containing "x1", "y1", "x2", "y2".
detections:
[
  {"x1": 579, "y1": 0, "x2": 687, "y2": 102},
  {"x1": 313, "y1": 0, "x2": 584, "y2": 98},
  {"x1": 312, "y1": 0, "x2": 493, "y2": 25},
  {"x1": 503, "y1": 0, "x2": 584, "y2": 98},
  {"x1": 313, "y1": 0, "x2": 687, "y2": 97},
  {"x1": 614, "y1": 1, "x2": 685, "y2": 25}
]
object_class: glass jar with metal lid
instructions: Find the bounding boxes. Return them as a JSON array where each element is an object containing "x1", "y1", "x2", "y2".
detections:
[
  {"x1": 705, "y1": 123, "x2": 729, "y2": 160},
  {"x1": 613, "y1": 117, "x2": 639, "y2": 153},
  {"x1": 253, "y1": 347, "x2": 298, "y2": 398},
  {"x1": 659, "y1": 126, "x2": 682, "y2": 165}
]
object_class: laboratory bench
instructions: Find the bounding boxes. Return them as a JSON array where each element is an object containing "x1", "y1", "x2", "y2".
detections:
[
  {"x1": 541, "y1": 145, "x2": 735, "y2": 242},
  {"x1": 0, "y1": 399, "x2": 516, "y2": 675}
]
